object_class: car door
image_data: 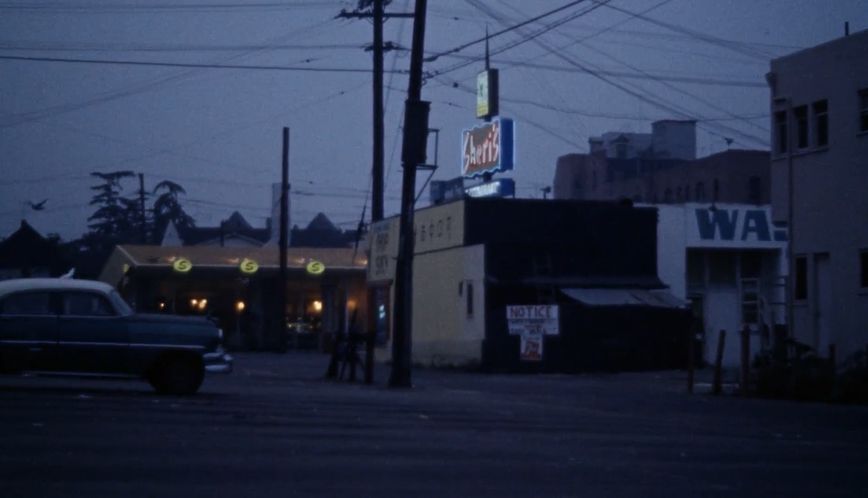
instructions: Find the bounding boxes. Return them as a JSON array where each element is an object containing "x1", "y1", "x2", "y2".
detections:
[
  {"x1": 56, "y1": 291, "x2": 129, "y2": 374},
  {"x1": 0, "y1": 291, "x2": 58, "y2": 371}
]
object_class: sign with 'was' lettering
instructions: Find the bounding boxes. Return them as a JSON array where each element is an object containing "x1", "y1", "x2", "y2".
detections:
[{"x1": 687, "y1": 206, "x2": 787, "y2": 249}]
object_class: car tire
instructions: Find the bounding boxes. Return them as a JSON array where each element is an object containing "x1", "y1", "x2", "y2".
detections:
[{"x1": 151, "y1": 356, "x2": 204, "y2": 395}]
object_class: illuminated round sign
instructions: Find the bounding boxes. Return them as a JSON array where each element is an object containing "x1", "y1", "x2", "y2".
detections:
[
  {"x1": 172, "y1": 258, "x2": 192, "y2": 273},
  {"x1": 306, "y1": 260, "x2": 325, "y2": 275},
  {"x1": 239, "y1": 258, "x2": 259, "y2": 275}
]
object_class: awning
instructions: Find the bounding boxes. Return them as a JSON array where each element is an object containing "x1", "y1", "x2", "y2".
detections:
[{"x1": 561, "y1": 288, "x2": 687, "y2": 309}]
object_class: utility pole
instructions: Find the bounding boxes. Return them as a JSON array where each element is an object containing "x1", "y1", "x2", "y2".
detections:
[
  {"x1": 278, "y1": 127, "x2": 290, "y2": 353},
  {"x1": 337, "y1": 1, "x2": 412, "y2": 223},
  {"x1": 372, "y1": 0, "x2": 385, "y2": 222},
  {"x1": 138, "y1": 173, "x2": 147, "y2": 243},
  {"x1": 390, "y1": 0, "x2": 429, "y2": 388}
]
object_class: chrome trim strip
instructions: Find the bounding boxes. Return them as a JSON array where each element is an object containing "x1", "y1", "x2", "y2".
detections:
[
  {"x1": 128, "y1": 343, "x2": 205, "y2": 351},
  {"x1": 0, "y1": 340, "x2": 55, "y2": 345}
]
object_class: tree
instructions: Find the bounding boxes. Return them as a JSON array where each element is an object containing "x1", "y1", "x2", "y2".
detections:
[
  {"x1": 87, "y1": 171, "x2": 136, "y2": 240},
  {"x1": 152, "y1": 180, "x2": 195, "y2": 242}
]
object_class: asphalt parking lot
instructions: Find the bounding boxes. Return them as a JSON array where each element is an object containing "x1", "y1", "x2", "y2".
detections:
[{"x1": 1, "y1": 352, "x2": 867, "y2": 497}]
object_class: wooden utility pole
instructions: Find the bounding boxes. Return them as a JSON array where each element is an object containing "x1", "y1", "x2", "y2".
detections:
[
  {"x1": 278, "y1": 127, "x2": 290, "y2": 353},
  {"x1": 337, "y1": 1, "x2": 412, "y2": 223},
  {"x1": 138, "y1": 173, "x2": 147, "y2": 243},
  {"x1": 390, "y1": 0, "x2": 428, "y2": 388}
]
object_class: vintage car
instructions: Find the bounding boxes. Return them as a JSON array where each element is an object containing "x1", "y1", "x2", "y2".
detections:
[{"x1": 0, "y1": 278, "x2": 232, "y2": 394}]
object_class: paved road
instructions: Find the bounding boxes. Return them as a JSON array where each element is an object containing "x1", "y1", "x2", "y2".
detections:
[{"x1": 1, "y1": 352, "x2": 867, "y2": 497}]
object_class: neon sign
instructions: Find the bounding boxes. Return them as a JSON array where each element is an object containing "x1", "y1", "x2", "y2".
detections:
[{"x1": 461, "y1": 118, "x2": 514, "y2": 178}]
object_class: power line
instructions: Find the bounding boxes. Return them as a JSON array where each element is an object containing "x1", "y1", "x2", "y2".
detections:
[
  {"x1": 0, "y1": 41, "x2": 366, "y2": 53},
  {"x1": 434, "y1": 52, "x2": 766, "y2": 88},
  {"x1": 0, "y1": 17, "x2": 338, "y2": 128},
  {"x1": 0, "y1": 1, "x2": 337, "y2": 13},
  {"x1": 423, "y1": 0, "x2": 592, "y2": 62},
  {"x1": 465, "y1": 1, "x2": 768, "y2": 148},
  {"x1": 428, "y1": 0, "x2": 607, "y2": 76},
  {"x1": 0, "y1": 54, "x2": 403, "y2": 74},
  {"x1": 596, "y1": 1, "x2": 774, "y2": 61}
]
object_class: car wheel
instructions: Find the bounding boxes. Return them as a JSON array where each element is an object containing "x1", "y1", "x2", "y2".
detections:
[{"x1": 152, "y1": 356, "x2": 204, "y2": 395}]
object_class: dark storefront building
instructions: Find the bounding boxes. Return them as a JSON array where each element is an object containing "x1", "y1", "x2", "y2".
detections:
[
  {"x1": 100, "y1": 245, "x2": 367, "y2": 351},
  {"x1": 369, "y1": 197, "x2": 689, "y2": 372}
]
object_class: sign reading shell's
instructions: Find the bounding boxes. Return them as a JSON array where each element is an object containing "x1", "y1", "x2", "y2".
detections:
[
  {"x1": 172, "y1": 258, "x2": 192, "y2": 273},
  {"x1": 306, "y1": 260, "x2": 325, "y2": 275},
  {"x1": 239, "y1": 258, "x2": 259, "y2": 275},
  {"x1": 461, "y1": 118, "x2": 514, "y2": 178}
]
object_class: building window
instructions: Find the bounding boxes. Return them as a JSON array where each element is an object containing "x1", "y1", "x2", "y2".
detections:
[
  {"x1": 695, "y1": 182, "x2": 705, "y2": 202},
  {"x1": 592, "y1": 171, "x2": 597, "y2": 191},
  {"x1": 663, "y1": 188, "x2": 673, "y2": 203},
  {"x1": 794, "y1": 256, "x2": 808, "y2": 300},
  {"x1": 713, "y1": 179, "x2": 720, "y2": 203},
  {"x1": 676, "y1": 187, "x2": 683, "y2": 202},
  {"x1": 794, "y1": 105, "x2": 809, "y2": 149},
  {"x1": 466, "y1": 281, "x2": 474, "y2": 317},
  {"x1": 774, "y1": 110, "x2": 788, "y2": 153},
  {"x1": 812, "y1": 99, "x2": 828, "y2": 147},
  {"x1": 861, "y1": 250, "x2": 868, "y2": 288},
  {"x1": 684, "y1": 185, "x2": 691, "y2": 202},
  {"x1": 860, "y1": 89, "x2": 868, "y2": 133},
  {"x1": 748, "y1": 176, "x2": 761, "y2": 204}
]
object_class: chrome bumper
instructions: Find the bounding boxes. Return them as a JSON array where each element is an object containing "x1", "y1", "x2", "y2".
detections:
[{"x1": 203, "y1": 348, "x2": 233, "y2": 374}]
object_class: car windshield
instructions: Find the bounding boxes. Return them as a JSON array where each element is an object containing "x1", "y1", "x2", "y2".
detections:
[{"x1": 108, "y1": 290, "x2": 134, "y2": 316}]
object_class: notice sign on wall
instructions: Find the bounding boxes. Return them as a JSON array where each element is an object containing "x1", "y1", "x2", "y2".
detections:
[{"x1": 507, "y1": 305, "x2": 559, "y2": 362}]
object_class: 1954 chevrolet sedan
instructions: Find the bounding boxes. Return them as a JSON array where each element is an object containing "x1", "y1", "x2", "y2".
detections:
[{"x1": 0, "y1": 278, "x2": 232, "y2": 395}]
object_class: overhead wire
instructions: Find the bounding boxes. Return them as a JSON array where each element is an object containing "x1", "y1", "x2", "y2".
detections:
[
  {"x1": 462, "y1": 0, "x2": 769, "y2": 149},
  {"x1": 0, "y1": 16, "x2": 338, "y2": 128}
]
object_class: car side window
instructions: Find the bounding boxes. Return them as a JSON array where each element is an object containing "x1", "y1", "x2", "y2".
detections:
[
  {"x1": 63, "y1": 292, "x2": 116, "y2": 317},
  {"x1": 0, "y1": 292, "x2": 54, "y2": 316}
]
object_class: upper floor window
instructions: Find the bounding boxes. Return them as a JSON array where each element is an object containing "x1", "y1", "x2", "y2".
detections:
[
  {"x1": 663, "y1": 188, "x2": 673, "y2": 203},
  {"x1": 794, "y1": 105, "x2": 809, "y2": 149},
  {"x1": 695, "y1": 182, "x2": 706, "y2": 202},
  {"x1": 676, "y1": 187, "x2": 683, "y2": 202},
  {"x1": 774, "y1": 110, "x2": 788, "y2": 154},
  {"x1": 684, "y1": 185, "x2": 691, "y2": 202},
  {"x1": 812, "y1": 100, "x2": 829, "y2": 147},
  {"x1": 859, "y1": 89, "x2": 868, "y2": 133}
]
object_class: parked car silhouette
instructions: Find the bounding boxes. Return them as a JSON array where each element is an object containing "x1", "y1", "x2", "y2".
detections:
[{"x1": 0, "y1": 278, "x2": 232, "y2": 394}]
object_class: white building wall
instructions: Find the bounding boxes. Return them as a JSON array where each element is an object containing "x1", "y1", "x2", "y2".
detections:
[
  {"x1": 769, "y1": 30, "x2": 868, "y2": 360},
  {"x1": 654, "y1": 203, "x2": 788, "y2": 367}
]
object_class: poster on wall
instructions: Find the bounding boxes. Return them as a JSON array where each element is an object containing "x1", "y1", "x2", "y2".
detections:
[
  {"x1": 507, "y1": 305, "x2": 559, "y2": 362},
  {"x1": 520, "y1": 333, "x2": 543, "y2": 362}
]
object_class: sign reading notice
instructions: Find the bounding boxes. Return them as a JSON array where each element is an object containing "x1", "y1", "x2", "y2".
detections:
[
  {"x1": 507, "y1": 305, "x2": 559, "y2": 363},
  {"x1": 507, "y1": 305, "x2": 559, "y2": 336}
]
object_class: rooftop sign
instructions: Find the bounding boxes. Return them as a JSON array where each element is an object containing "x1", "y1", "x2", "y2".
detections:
[
  {"x1": 461, "y1": 118, "x2": 514, "y2": 178},
  {"x1": 464, "y1": 178, "x2": 515, "y2": 199}
]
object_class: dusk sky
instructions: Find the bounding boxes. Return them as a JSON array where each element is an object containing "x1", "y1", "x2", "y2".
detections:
[{"x1": 2, "y1": 0, "x2": 866, "y2": 240}]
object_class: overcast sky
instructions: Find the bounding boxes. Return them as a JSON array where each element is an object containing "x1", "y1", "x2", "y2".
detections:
[{"x1": 1, "y1": 0, "x2": 866, "y2": 240}]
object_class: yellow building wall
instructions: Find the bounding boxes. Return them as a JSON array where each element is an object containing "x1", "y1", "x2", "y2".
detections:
[{"x1": 411, "y1": 244, "x2": 486, "y2": 367}]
